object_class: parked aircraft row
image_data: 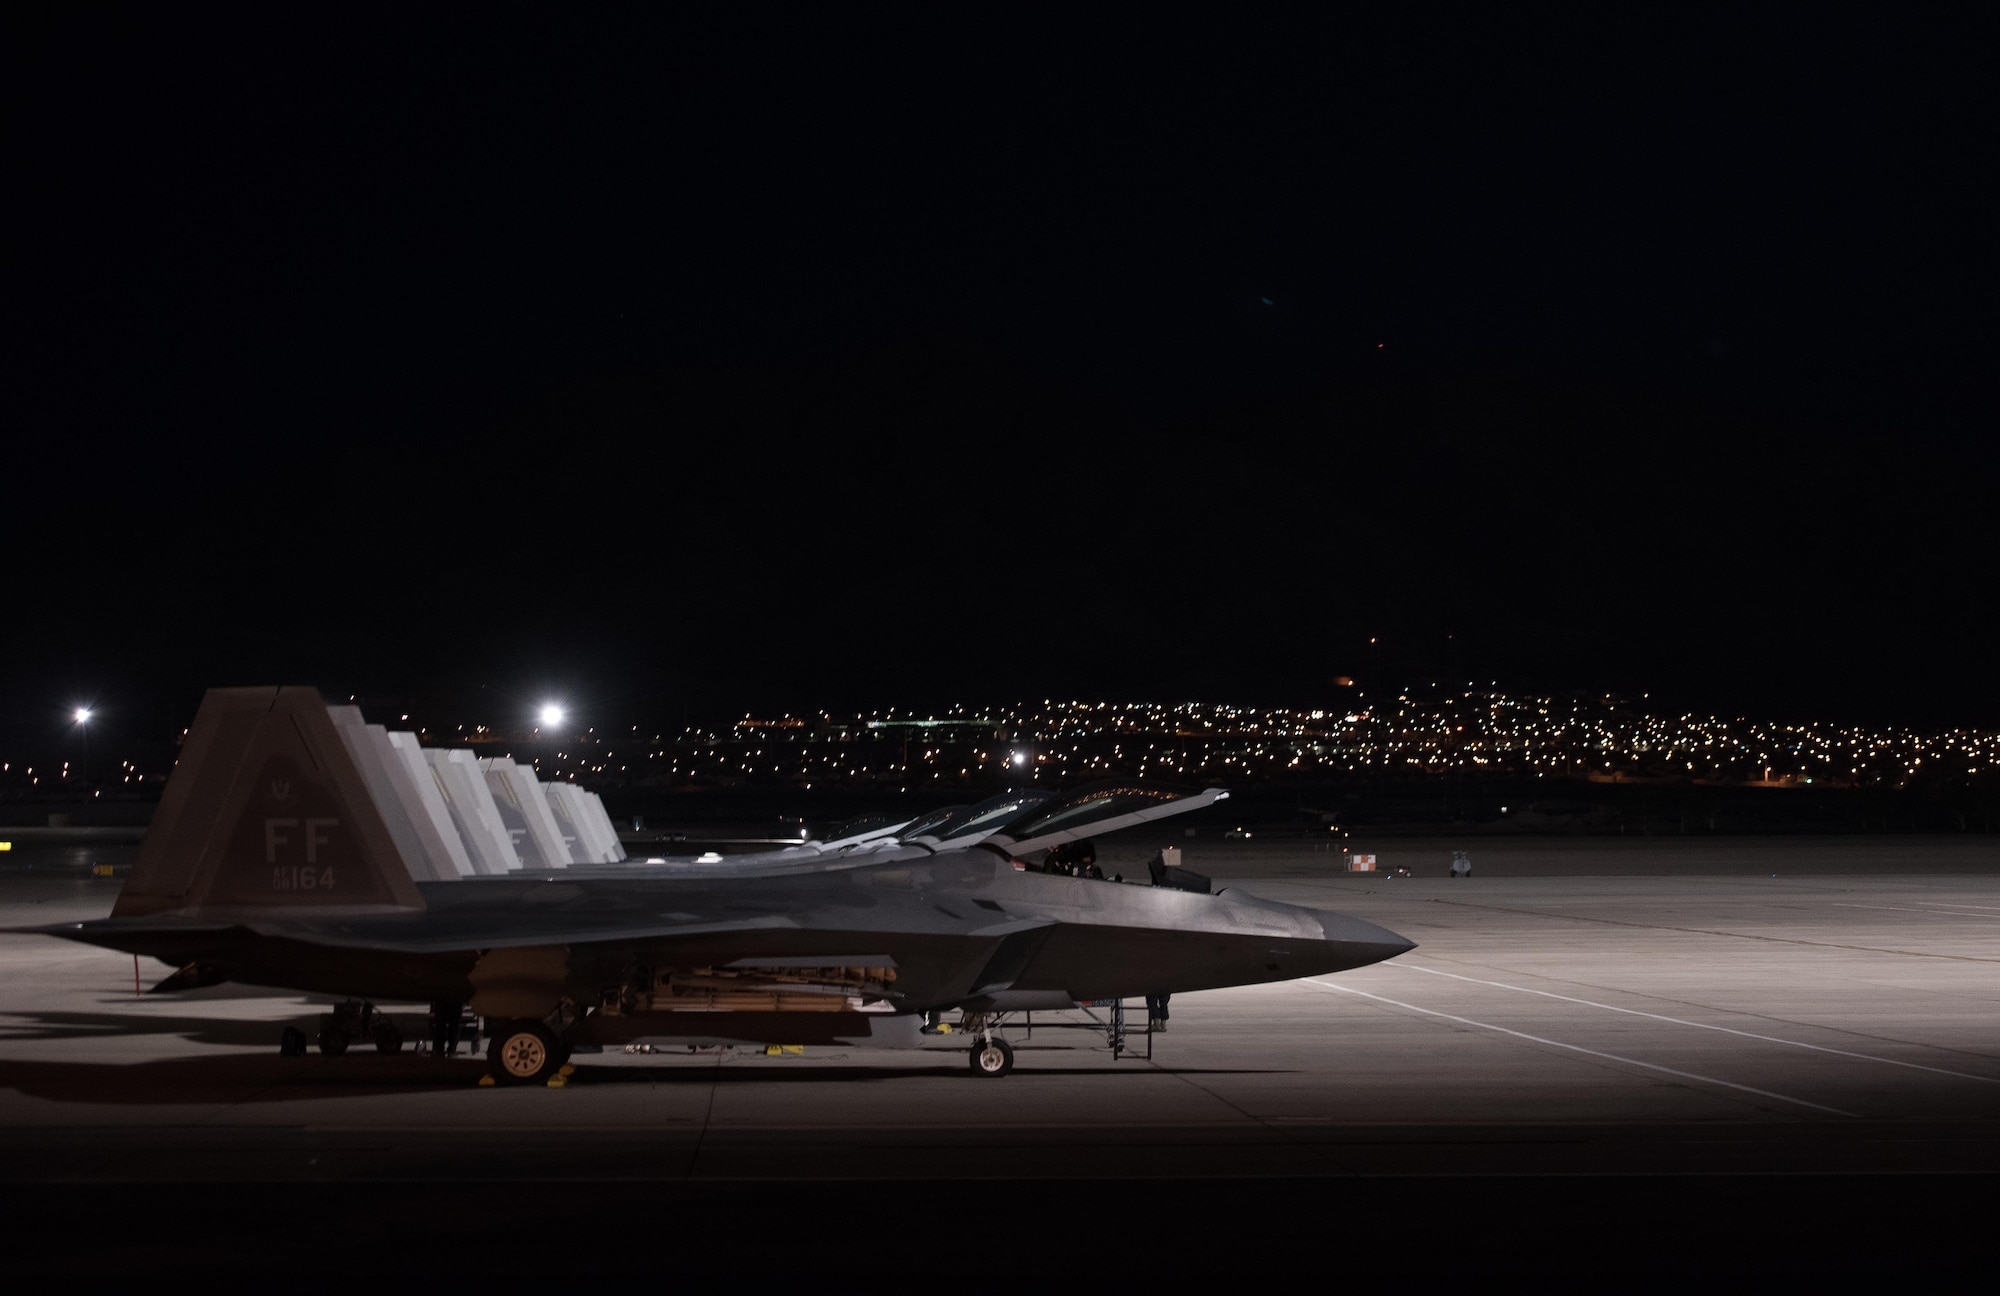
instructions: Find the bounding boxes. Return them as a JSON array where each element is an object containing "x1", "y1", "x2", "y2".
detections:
[
  {"x1": 33, "y1": 687, "x2": 1415, "y2": 1083},
  {"x1": 325, "y1": 707, "x2": 625, "y2": 877}
]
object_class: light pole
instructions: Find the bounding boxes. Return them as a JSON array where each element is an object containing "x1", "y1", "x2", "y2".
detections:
[
  {"x1": 533, "y1": 704, "x2": 566, "y2": 779},
  {"x1": 72, "y1": 707, "x2": 92, "y2": 789}
]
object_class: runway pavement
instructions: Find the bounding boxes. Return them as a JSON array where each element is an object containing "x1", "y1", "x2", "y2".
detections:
[{"x1": 3, "y1": 836, "x2": 1995, "y2": 1282}]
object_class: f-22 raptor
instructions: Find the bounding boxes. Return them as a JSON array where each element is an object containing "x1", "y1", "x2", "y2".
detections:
[{"x1": 39, "y1": 687, "x2": 1414, "y2": 1082}]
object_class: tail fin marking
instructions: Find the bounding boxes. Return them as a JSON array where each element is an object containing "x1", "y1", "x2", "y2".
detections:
[{"x1": 113, "y1": 687, "x2": 425, "y2": 917}]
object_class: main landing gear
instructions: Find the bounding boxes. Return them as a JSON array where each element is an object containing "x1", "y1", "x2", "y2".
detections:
[
  {"x1": 280, "y1": 1003, "x2": 571, "y2": 1085},
  {"x1": 485, "y1": 1018, "x2": 573, "y2": 1085}
]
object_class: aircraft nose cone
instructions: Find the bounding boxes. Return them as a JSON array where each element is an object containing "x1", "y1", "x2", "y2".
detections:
[{"x1": 1317, "y1": 910, "x2": 1417, "y2": 966}]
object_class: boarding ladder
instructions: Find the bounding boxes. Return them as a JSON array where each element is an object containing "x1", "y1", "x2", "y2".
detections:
[{"x1": 1018, "y1": 998, "x2": 1155, "y2": 1060}]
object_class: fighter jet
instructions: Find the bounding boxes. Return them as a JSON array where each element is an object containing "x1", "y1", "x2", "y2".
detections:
[{"x1": 34, "y1": 687, "x2": 1414, "y2": 1082}]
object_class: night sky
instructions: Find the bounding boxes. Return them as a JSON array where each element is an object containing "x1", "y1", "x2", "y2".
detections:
[{"x1": 7, "y1": 7, "x2": 1997, "y2": 754}]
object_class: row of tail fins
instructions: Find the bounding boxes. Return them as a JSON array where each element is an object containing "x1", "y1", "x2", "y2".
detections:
[{"x1": 115, "y1": 686, "x2": 624, "y2": 918}]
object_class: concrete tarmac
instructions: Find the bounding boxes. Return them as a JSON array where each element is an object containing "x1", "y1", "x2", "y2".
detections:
[{"x1": 4, "y1": 836, "x2": 1996, "y2": 1282}]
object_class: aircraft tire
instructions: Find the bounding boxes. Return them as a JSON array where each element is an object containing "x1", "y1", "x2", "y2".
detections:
[
  {"x1": 488, "y1": 1020, "x2": 561, "y2": 1085},
  {"x1": 373, "y1": 1020, "x2": 403, "y2": 1055},
  {"x1": 318, "y1": 1027, "x2": 350, "y2": 1057},
  {"x1": 969, "y1": 1037, "x2": 1014, "y2": 1078},
  {"x1": 279, "y1": 1027, "x2": 307, "y2": 1057}
]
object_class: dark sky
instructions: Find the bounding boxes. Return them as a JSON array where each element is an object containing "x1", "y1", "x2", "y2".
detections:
[{"x1": 6, "y1": 6, "x2": 1997, "y2": 752}]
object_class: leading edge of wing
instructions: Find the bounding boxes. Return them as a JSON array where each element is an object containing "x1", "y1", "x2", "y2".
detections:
[
  {"x1": 176, "y1": 909, "x2": 1053, "y2": 955},
  {"x1": 34, "y1": 911, "x2": 814, "y2": 956}
]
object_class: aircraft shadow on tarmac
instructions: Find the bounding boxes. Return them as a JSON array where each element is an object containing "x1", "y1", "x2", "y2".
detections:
[
  {"x1": 0, "y1": 1054, "x2": 492, "y2": 1105},
  {"x1": 0, "y1": 1056, "x2": 1288, "y2": 1104},
  {"x1": 0, "y1": 1009, "x2": 297, "y2": 1047},
  {"x1": 0, "y1": 1016, "x2": 1287, "y2": 1104},
  {"x1": 570, "y1": 1061, "x2": 1287, "y2": 1086}
]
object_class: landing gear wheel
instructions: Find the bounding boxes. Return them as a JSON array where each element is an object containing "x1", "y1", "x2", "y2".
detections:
[
  {"x1": 969, "y1": 1037, "x2": 1014, "y2": 1078},
  {"x1": 317, "y1": 1027, "x2": 350, "y2": 1056},
  {"x1": 487, "y1": 1020, "x2": 561, "y2": 1085},
  {"x1": 373, "y1": 1020, "x2": 404, "y2": 1054},
  {"x1": 279, "y1": 1026, "x2": 307, "y2": 1057}
]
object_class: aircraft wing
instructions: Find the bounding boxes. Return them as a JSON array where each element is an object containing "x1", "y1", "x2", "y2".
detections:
[{"x1": 37, "y1": 910, "x2": 822, "y2": 956}]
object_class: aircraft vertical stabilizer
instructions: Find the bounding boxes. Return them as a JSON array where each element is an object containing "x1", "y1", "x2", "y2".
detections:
[
  {"x1": 425, "y1": 748, "x2": 519, "y2": 874},
  {"x1": 479, "y1": 758, "x2": 573, "y2": 868},
  {"x1": 539, "y1": 783, "x2": 582, "y2": 861},
  {"x1": 326, "y1": 708, "x2": 452, "y2": 883},
  {"x1": 558, "y1": 783, "x2": 622, "y2": 863},
  {"x1": 383, "y1": 731, "x2": 477, "y2": 877},
  {"x1": 542, "y1": 782, "x2": 611, "y2": 863},
  {"x1": 518, "y1": 768, "x2": 575, "y2": 865},
  {"x1": 112, "y1": 686, "x2": 425, "y2": 917},
  {"x1": 583, "y1": 790, "x2": 626, "y2": 862}
]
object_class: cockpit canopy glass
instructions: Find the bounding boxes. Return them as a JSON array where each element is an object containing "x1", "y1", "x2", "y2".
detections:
[
  {"x1": 823, "y1": 812, "x2": 904, "y2": 843},
  {"x1": 916, "y1": 790, "x2": 1056, "y2": 843},
  {"x1": 996, "y1": 783, "x2": 1192, "y2": 843},
  {"x1": 895, "y1": 805, "x2": 968, "y2": 840}
]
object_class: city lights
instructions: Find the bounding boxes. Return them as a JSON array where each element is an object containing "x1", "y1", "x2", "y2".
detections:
[
  {"x1": 8, "y1": 689, "x2": 1994, "y2": 803},
  {"x1": 514, "y1": 690, "x2": 2000, "y2": 795}
]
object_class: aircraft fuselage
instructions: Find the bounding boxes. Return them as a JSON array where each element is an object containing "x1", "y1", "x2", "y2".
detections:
[{"x1": 64, "y1": 846, "x2": 1412, "y2": 1019}]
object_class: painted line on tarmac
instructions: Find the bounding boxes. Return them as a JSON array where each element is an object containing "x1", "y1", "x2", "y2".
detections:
[
  {"x1": 1388, "y1": 963, "x2": 2000, "y2": 1085},
  {"x1": 1428, "y1": 898, "x2": 2000, "y2": 963},
  {"x1": 1913, "y1": 902, "x2": 2000, "y2": 914},
  {"x1": 1300, "y1": 978, "x2": 1856, "y2": 1118},
  {"x1": 1828, "y1": 902, "x2": 2000, "y2": 919}
]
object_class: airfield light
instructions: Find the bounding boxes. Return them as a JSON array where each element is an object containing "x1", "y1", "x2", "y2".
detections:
[
  {"x1": 1011, "y1": 751, "x2": 1027, "y2": 767},
  {"x1": 74, "y1": 707, "x2": 92, "y2": 724},
  {"x1": 539, "y1": 704, "x2": 565, "y2": 727}
]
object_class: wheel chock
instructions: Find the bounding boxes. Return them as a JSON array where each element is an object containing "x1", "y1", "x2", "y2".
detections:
[
  {"x1": 558, "y1": 1064, "x2": 576, "y2": 1076},
  {"x1": 546, "y1": 1076, "x2": 567, "y2": 1088},
  {"x1": 477, "y1": 1074, "x2": 496, "y2": 1086}
]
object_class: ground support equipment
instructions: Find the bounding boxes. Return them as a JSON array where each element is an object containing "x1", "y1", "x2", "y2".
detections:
[{"x1": 313, "y1": 1000, "x2": 405, "y2": 1055}]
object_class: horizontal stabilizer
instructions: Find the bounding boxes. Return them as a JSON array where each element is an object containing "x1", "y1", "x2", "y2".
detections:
[{"x1": 149, "y1": 960, "x2": 234, "y2": 993}]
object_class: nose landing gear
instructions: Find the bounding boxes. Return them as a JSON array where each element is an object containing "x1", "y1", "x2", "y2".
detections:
[
  {"x1": 961, "y1": 1012, "x2": 1017, "y2": 1077},
  {"x1": 969, "y1": 1035, "x2": 1015, "y2": 1077}
]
